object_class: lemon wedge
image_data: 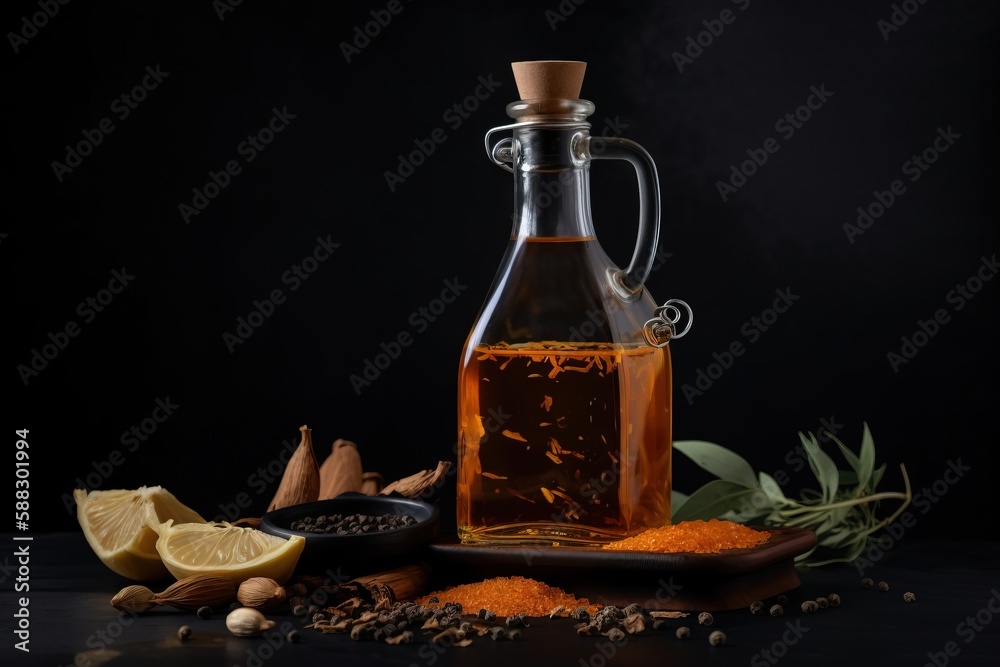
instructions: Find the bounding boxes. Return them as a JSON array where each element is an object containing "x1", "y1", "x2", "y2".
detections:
[
  {"x1": 74, "y1": 486, "x2": 205, "y2": 581},
  {"x1": 151, "y1": 519, "x2": 305, "y2": 584}
]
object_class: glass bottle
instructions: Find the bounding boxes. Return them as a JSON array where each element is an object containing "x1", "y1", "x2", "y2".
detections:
[{"x1": 457, "y1": 61, "x2": 691, "y2": 545}]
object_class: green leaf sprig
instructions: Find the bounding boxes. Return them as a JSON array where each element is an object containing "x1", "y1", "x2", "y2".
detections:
[{"x1": 670, "y1": 423, "x2": 912, "y2": 566}]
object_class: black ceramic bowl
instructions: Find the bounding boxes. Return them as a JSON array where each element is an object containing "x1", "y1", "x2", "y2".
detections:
[{"x1": 259, "y1": 493, "x2": 439, "y2": 571}]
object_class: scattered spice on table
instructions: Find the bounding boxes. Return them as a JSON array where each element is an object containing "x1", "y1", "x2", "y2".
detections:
[
  {"x1": 602, "y1": 519, "x2": 770, "y2": 553},
  {"x1": 415, "y1": 576, "x2": 597, "y2": 617}
]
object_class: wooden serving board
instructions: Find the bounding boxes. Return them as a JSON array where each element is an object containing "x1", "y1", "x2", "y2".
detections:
[{"x1": 424, "y1": 527, "x2": 816, "y2": 611}]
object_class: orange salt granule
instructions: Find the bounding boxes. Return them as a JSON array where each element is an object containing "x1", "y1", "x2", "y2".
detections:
[
  {"x1": 602, "y1": 518, "x2": 770, "y2": 553},
  {"x1": 415, "y1": 576, "x2": 597, "y2": 617}
]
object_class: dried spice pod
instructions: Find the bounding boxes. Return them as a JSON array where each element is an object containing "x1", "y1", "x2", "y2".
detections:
[
  {"x1": 319, "y1": 438, "x2": 364, "y2": 500},
  {"x1": 226, "y1": 608, "x2": 276, "y2": 637},
  {"x1": 268, "y1": 426, "x2": 321, "y2": 512},
  {"x1": 360, "y1": 472, "x2": 385, "y2": 496},
  {"x1": 380, "y1": 461, "x2": 452, "y2": 498},
  {"x1": 111, "y1": 585, "x2": 157, "y2": 613},
  {"x1": 238, "y1": 577, "x2": 288, "y2": 610},
  {"x1": 151, "y1": 575, "x2": 237, "y2": 610}
]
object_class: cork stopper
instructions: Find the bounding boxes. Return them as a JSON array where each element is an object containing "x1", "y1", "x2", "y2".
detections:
[{"x1": 511, "y1": 60, "x2": 586, "y2": 101}]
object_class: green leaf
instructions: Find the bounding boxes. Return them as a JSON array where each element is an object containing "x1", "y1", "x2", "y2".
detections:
[
  {"x1": 871, "y1": 462, "x2": 887, "y2": 490},
  {"x1": 858, "y1": 422, "x2": 876, "y2": 491},
  {"x1": 671, "y1": 490, "x2": 690, "y2": 509},
  {"x1": 831, "y1": 433, "x2": 862, "y2": 478},
  {"x1": 671, "y1": 480, "x2": 760, "y2": 523},
  {"x1": 800, "y1": 432, "x2": 840, "y2": 504},
  {"x1": 838, "y1": 469, "x2": 859, "y2": 487},
  {"x1": 673, "y1": 440, "x2": 760, "y2": 489},
  {"x1": 758, "y1": 472, "x2": 787, "y2": 506}
]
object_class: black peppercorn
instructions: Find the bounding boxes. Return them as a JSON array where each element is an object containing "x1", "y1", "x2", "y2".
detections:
[
  {"x1": 709, "y1": 630, "x2": 727, "y2": 646},
  {"x1": 801, "y1": 601, "x2": 819, "y2": 614},
  {"x1": 675, "y1": 626, "x2": 691, "y2": 639},
  {"x1": 698, "y1": 612, "x2": 714, "y2": 626},
  {"x1": 828, "y1": 593, "x2": 841, "y2": 607},
  {"x1": 878, "y1": 581, "x2": 890, "y2": 592},
  {"x1": 750, "y1": 600, "x2": 764, "y2": 615},
  {"x1": 770, "y1": 604, "x2": 784, "y2": 617},
  {"x1": 815, "y1": 597, "x2": 829, "y2": 609},
  {"x1": 903, "y1": 592, "x2": 916, "y2": 602},
  {"x1": 287, "y1": 629, "x2": 301, "y2": 643},
  {"x1": 777, "y1": 595, "x2": 788, "y2": 605},
  {"x1": 292, "y1": 604, "x2": 307, "y2": 616},
  {"x1": 177, "y1": 625, "x2": 192, "y2": 640},
  {"x1": 196, "y1": 606, "x2": 212, "y2": 620},
  {"x1": 861, "y1": 578, "x2": 874, "y2": 589}
]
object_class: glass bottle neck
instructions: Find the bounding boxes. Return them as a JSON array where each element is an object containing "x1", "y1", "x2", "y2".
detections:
[{"x1": 512, "y1": 125, "x2": 594, "y2": 239}]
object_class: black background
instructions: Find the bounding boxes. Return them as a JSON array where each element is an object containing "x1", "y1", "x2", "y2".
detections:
[{"x1": 5, "y1": 0, "x2": 997, "y2": 539}]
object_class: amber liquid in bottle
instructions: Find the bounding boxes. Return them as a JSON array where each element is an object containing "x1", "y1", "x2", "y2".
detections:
[{"x1": 457, "y1": 238, "x2": 672, "y2": 544}]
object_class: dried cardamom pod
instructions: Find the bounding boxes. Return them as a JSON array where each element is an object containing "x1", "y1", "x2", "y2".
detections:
[
  {"x1": 268, "y1": 425, "x2": 321, "y2": 512},
  {"x1": 359, "y1": 471, "x2": 385, "y2": 496},
  {"x1": 110, "y1": 585, "x2": 157, "y2": 613},
  {"x1": 237, "y1": 577, "x2": 287, "y2": 610},
  {"x1": 151, "y1": 575, "x2": 236, "y2": 610},
  {"x1": 226, "y1": 608, "x2": 276, "y2": 637},
  {"x1": 318, "y1": 438, "x2": 363, "y2": 500}
]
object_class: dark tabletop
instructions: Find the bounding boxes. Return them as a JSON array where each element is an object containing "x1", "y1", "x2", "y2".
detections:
[{"x1": 2, "y1": 532, "x2": 998, "y2": 667}]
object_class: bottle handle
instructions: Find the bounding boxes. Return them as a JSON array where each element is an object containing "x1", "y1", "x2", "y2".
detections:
[{"x1": 586, "y1": 136, "x2": 661, "y2": 302}]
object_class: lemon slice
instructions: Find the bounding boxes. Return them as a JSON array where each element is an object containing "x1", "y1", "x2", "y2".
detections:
[
  {"x1": 152, "y1": 520, "x2": 305, "y2": 584},
  {"x1": 74, "y1": 486, "x2": 205, "y2": 581}
]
